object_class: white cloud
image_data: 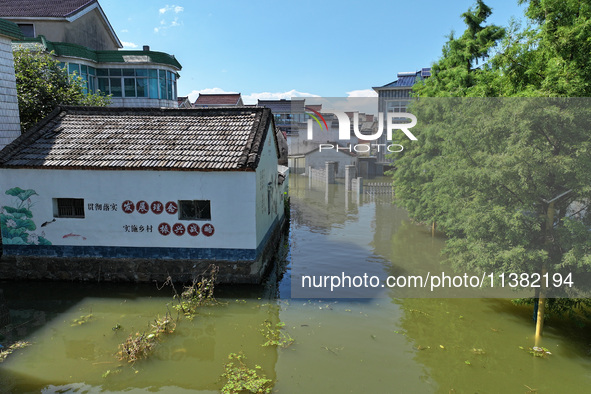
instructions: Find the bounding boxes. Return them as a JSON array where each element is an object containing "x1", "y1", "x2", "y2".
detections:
[
  {"x1": 154, "y1": 6, "x2": 183, "y2": 34},
  {"x1": 120, "y1": 29, "x2": 129, "y2": 33},
  {"x1": 346, "y1": 89, "x2": 378, "y2": 98},
  {"x1": 121, "y1": 41, "x2": 138, "y2": 49},
  {"x1": 242, "y1": 90, "x2": 320, "y2": 105},
  {"x1": 159, "y1": 4, "x2": 184, "y2": 14}
]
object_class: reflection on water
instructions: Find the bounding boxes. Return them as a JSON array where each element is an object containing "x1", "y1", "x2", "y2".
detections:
[{"x1": 1, "y1": 175, "x2": 590, "y2": 393}]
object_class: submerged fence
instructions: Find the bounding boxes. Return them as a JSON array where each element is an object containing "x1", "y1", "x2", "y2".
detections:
[{"x1": 364, "y1": 182, "x2": 395, "y2": 195}]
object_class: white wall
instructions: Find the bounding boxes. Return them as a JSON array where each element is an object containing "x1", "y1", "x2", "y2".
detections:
[
  {"x1": 0, "y1": 35, "x2": 21, "y2": 150},
  {"x1": 0, "y1": 168, "x2": 257, "y2": 250},
  {"x1": 255, "y1": 124, "x2": 284, "y2": 247}
]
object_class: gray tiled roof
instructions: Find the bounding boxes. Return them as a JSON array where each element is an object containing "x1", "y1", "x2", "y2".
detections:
[
  {"x1": 0, "y1": 0, "x2": 96, "y2": 18},
  {"x1": 194, "y1": 93, "x2": 241, "y2": 106},
  {"x1": 0, "y1": 106, "x2": 277, "y2": 171}
]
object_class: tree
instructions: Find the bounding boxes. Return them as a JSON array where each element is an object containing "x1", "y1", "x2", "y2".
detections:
[
  {"x1": 413, "y1": 0, "x2": 505, "y2": 97},
  {"x1": 13, "y1": 48, "x2": 110, "y2": 132},
  {"x1": 392, "y1": 1, "x2": 591, "y2": 341}
]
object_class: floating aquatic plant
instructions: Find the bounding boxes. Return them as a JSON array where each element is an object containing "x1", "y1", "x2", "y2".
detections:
[
  {"x1": 221, "y1": 352, "x2": 273, "y2": 394},
  {"x1": 260, "y1": 320, "x2": 294, "y2": 348}
]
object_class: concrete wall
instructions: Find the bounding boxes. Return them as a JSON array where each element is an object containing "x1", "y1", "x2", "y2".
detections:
[{"x1": 0, "y1": 35, "x2": 21, "y2": 150}]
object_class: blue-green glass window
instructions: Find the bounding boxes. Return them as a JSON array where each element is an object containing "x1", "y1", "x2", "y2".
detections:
[
  {"x1": 159, "y1": 70, "x2": 166, "y2": 100},
  {"x1": 166, "y1": 71, "x2": 172, "y2": 100},
  {"x1": 110, "y1": 78, "x2": 122, "y2": 97},
  {"x1": 98, "y1": 78, "x2": 109, "y2": 93},
  {"x1": 88, "y1": 67, "x2": 96, "y2": 92},
  {"x1": 110, "y1": 69, "x2": 122, "y2": 76},
  {"x1": 124, "y1": 78, "x2": 136, "y2": 97},
  {"x1": 149, "y1": 77, "x2": 158, "y2": 99},
  {"x1": 68, "y1": 63, "x2": 79, "y2": 74},
  {"x1": 136, "y1": 78, "x2": 148, "y2": 97},
  {"x1": 97, "y1": 69, "x2": 108, "y2": 77}
]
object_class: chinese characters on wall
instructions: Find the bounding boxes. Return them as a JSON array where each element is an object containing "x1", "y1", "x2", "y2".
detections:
[{"x1": 115, "y1": 200, "x2": 214, "y2": 237}]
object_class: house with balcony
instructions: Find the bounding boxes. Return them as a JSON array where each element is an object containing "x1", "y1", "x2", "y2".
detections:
[{"x1": 0, "y1": 0, "x2": 181, "y2": 108}]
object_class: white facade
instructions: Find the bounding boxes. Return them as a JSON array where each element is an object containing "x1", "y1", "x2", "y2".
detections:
[
  {"x1": 0, "y1": 169, "x2": 255, "y2": 250},
  {"x1": 0, "y1": 34, "x2": 20, "y2": 150}
]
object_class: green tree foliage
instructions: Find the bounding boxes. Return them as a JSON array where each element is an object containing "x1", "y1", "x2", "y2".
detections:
[
  {"x1": 496, "y1": 0, "x2": 591, "y2": 96},
  {"x1": 392, "y1": 1, "x2": 591, "y2": 320},
  {"x1": 13, "y1": 48, "x2": 110, "y2": 132},
  {"x1": 414, "y1": 0, "x2": 505, "y2": 97}
]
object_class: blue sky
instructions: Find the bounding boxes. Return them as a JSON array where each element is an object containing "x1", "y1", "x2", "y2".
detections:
[{"x1": 98, "y1": 0, "x2": 526, "y2": 104}]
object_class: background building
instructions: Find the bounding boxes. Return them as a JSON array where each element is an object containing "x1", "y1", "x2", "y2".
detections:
[
  {"x1": 193, "y1": 93, "x2": 243, "y2": 108},
  {"x1": 372, "y1": 68, "x2": 430, "y2": 168}
]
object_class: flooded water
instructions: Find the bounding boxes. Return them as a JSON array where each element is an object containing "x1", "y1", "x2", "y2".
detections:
[{"x1": 1, "y1": 174, "x2": 591, "y2": 393}]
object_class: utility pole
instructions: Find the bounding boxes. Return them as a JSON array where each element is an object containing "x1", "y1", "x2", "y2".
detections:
[{"x1": 535, "y1": 190, "x2": 571, "y2": 346}]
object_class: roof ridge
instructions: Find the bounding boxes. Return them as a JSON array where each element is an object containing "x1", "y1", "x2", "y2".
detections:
[{"x1": 64, "y1": 0, "x2": 96, "y2": 17}]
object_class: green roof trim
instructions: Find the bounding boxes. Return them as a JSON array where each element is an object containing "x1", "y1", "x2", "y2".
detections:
[
  {"x1": 0, "y1": 18, "x2": 24, "y2": 40},
  {"x1": 13, "y1": 36, "x2": 181, "y2": 70}
]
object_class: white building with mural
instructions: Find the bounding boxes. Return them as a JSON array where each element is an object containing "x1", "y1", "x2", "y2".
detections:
[{"x1": 0, "y1": 106, "x2": 288, "y2": 283}]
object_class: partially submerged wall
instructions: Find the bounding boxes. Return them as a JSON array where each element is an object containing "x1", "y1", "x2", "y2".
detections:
[{"x1": 0, "y1": 215, "x2": 287, "y2": 284}]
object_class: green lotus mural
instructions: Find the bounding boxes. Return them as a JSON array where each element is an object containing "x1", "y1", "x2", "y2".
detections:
[{"x1": 1, "y1": 187, "x2": 51, "y2": 245}]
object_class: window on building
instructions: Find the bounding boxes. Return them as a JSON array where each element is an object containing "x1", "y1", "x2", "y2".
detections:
[
  {"x1": 95, "y1": 68, "x2": 176, "y2": 99},
  {"x1": 64, "y1": 63, "x2": 97, "y2": 94},
  {"x1": 17, "y1": 24, "x2": 35, "y2": 38},
  {"x1": 178, "y1": 200, "x2": 211, "y2": 220},
  {"x1": 54, "y1": 198, "x2": 85, "y2": 218},
  {"x1": 386, "y1": 100, "x2": 410, "y2": 113}
]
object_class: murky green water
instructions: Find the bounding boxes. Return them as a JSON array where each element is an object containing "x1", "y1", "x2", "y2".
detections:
[{"x1": 1, "y1": 175, "x2": 591, "y2": 393}]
